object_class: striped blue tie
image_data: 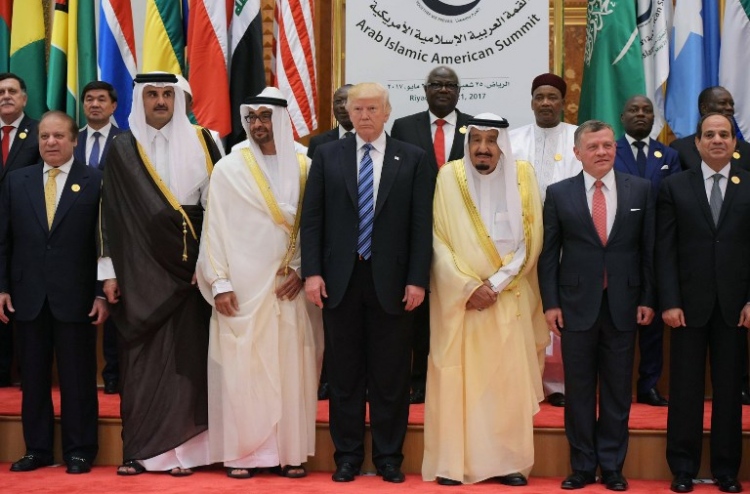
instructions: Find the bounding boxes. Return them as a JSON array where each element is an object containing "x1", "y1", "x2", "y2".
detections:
[{"x1": 357, "y1": 143, "x2": 374, "y2": 259}]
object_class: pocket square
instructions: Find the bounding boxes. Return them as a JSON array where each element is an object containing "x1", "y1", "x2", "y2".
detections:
[
  {"x1": 630, "y1": 208, "x2": 641, "y2": 212},
  {"x1": 660, "y1": 164, "x2": 669, "y2": 170}
]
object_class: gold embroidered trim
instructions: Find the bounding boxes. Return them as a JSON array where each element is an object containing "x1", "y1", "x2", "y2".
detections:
[
  {"x1": 452, "y1": 159, "x2": 503, "y2": 269},
  {"x1": 136, "y1": 141, "x2": 197, "y2": 261},
  {"x1": 193, "y1": 125, "x2": 215, "y2": 176},
  {"x1": 241, "y1": 149, "x2": 308, "y2": 274},
  {"x1": 504, "y1": 160, "x2": 535, "y2": 292}
]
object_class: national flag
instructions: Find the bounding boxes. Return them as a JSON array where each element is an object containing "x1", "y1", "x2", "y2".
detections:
[
  {"x1": 187, "y1": 0, "x2": 232, "y2": 137},
  {"x1": 9, "y1": 0, "x2": 46, "y2": 119},
  {"x1": 636, "y1": 0, "x2": 672, "y2": 137},
  {"x1": 719, "y1": 0, "x2": 750, "y2": 140},
  {"x1": 271, "y1": 0, "x2": 317, "y2": 139},
  {"x1": 47, "y1": 0, "x2": 98, "y2": 126},
  {"x1": 665, "y1": 0, "x2": 720, "y2": 138},
  {"x1": 228, "y1": 0, "x2": 266, "y2": 147},
  {"x1": 142, "y1": 0, "x2": 186, "y2": 74},
  {"x1": 0, "y1": 1, "x2": 12, "y2": 72},
  {"x1": 98, "y1": 0, "x2": 138, "y2": 129},
  {"x1": 578, "y1": 0, "x2": 646, "y2": 137}
]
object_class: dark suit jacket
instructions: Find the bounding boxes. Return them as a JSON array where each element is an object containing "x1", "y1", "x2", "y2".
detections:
[
  {"x1": 74, "y1": 125, "x2": 124, "y2": 169},
  {"x1": 307, "y1": 127, "x2": 345, "y2": 159},
  {"x1": 0, "y1": 161, "x2": 102, "y2": 322},
  {"x1": 0, "y1": 115, "x2": 40, "y2": 182},
  {"x1": 538, "y1": 171, "x2": 655, "y2": 332},
  {"x1": 656, "y1": 165, "x2": 750, "y2": 327},
  {"x1": 670, "y1": 134, "x2": 750, "y2": 171},
  {"x1": 615, "y1": 136, "x2": 680, "y2": 196},
  {"x1": 389, "y1": 109, "x2": 472, "y2": 171},
  {"x1": 301, "y1": 135, "x2": 435, "y2": 315}
]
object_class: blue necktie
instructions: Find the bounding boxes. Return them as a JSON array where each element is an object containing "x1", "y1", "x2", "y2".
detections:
[
  {"x1": 634, "y1": 140, "x2": 647, "y2": 177},
  {"x1": 89, "y1": 131, "x2": 102, "y2": 168},
  {"x1": 357, "y1": 144, "x2": 374, "y2": 260}
]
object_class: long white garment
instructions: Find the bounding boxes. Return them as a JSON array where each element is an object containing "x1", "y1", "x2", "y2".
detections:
[
  {"x1": 509, "y1": 121, "x2": 580, "y2": 395},
  {"x1": 196, "y1": 150, "x2": 319, "y2": 468},
  {"x1": 509, "y1": 122, "x2": 582, "y2": 203}
]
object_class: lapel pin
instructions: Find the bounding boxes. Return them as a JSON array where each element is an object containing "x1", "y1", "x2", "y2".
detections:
[
  {"x1": 459, "y1": 126, "x2": 467, "y2": 134},
  {"x1": 554, "y1": 153, "x2": 562, "y2": 161},
  {"x1": 71, "y1": 184, "x2": 81, "y2": 192},
  {"x1": 733, "y1": 151, "x2": 741, "y2": 160},
  {"x1": 732, "y1": 176, "x2": 740, "y2": 185},
  {"x1": 18, "y1": 130, "x2": 27, "y2": 139},
  {"x1": 654, "y1": 150, "x2": 663, "y2": 158}
]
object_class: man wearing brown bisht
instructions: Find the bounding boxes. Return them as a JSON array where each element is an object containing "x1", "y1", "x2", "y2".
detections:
[{"x1": 98, "y1": 72, "x2": 222, "y2": 477}]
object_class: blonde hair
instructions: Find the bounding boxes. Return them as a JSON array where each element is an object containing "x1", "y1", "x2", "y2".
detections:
[{"x1": 345, "y1": 82, "x2": 391, "y2": 113}]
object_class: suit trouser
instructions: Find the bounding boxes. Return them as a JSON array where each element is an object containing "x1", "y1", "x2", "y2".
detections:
[
  {"x1": 323, "y1": 258, "x2": 414, "y2": 470},
  {"x1": 562, "y1": 295, "x2": 636, "y2": 474},
  {"x1": 16, "y1": 301, "x2": 99, "y2": 462},
  {"x1": 666, "y1": 304, "x2": 744, "y2": 478},
  {"x1": 0, "y1": 319, "x2": 13, "y2": 383},
  {"x1": 636, "y1": 312, "x2": 664, "y2": 393}
]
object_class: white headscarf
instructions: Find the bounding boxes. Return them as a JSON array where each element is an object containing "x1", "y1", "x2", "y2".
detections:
[
  {"x1": 463, "y1": 112, "x2": 523, "y2": 249},
  {"x1": 129, "y1": 73, "x2": 207, "y2": 203},
  {"x1": 239, "y1": 87, "x2": 300, "y2": 212}
]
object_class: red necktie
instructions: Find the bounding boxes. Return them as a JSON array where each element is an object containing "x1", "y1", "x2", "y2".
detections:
[
  {"x1": 593, "y1": 180, "x2": 608, "y2": 288},
  {"x1": 2, "y1": 125, "x2": 14, "y2": 166},
  {"x1": 434, "y1": 119, "x2": 446, "y2": 168}
]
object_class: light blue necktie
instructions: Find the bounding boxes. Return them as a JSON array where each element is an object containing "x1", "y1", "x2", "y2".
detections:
[
  {"x1": 89, "y1": 131, "x2": 102, "y2": 168},
  {"x1": 357, "y1": 143, "x2": 374, "y2": 259}
]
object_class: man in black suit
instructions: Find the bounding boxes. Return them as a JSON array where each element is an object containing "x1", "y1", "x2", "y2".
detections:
[
  {"x1": 0, "y1": 111, "x2": 108, "y2": 474},
  {"x1": 539, "y1": 120, "x2": 655, "y2": 491},
  {"x1": 307, "y1": 84, "x2": 354, "y2": 160},
  {"x1": 0, "y1": 73, "x2": 41, "y2": 388},
  {"x1": 75, "y1": 81, "x2": 123, "y2": 395},
  {"x1": 614, "y1": 95, "x2": 680, "y2": 407},
  {"x1": 389, "y1": 65, "x2": 471, "y2": 404},
  {"x1": 670, "y1": 86, "x2": 750, "y2": 172},
  {"x1": 658, "y1": 113, "x2": 750, "y2": 494},
  {"x1": 301, "y1": 82, "x2": 434, "y2": 483}
]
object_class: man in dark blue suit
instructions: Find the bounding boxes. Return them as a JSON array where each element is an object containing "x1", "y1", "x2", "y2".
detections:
[
  {"x1": 301, "y1": 82, "x2": 435, "y2": 483},
  {"x1": 0, "y1": 73, "x2": 41, "y2": 387},
  {"x1": 0, "y1": 111, "x2": 108, "y2": 474},
  {"x1": 539, "y1": 120, "x2": 655, "y2": 491},
  {"x1": 614, "y1": 95, "x2": 680, "y2": 407},
  {"x1": 75, "y1": 81, "x2": 123, "y2": 395}
]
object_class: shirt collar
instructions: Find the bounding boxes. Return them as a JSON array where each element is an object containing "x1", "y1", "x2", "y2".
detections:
[
  {"x1": 356, "y1": 130, "x2": 387, "y2": 155},
  {"x1": 701, "y1": 161, "x2": 731, "y2": 180},
  {"x1": 338, "y1": 126, "x2": 355, "y2": 139},
  {"x1": 146, "y1": 120, "x2": 173, "y2": 142},
  {"x1": 85, "y1": 122, "x2": 113, "y2": 139},
  {"x1": 43, "y1": 157, "x2": 74, "y2": 174},
  {"x1": 430, "y1": 110, "x2": 457, "y2": 127},
  {"x1": 625, "y1": 134, "x2": 650, "y2": 148},
  {"x1": 583, "y1": 167, "x2": 616, "y2": 191},
  {"x1": 1, "y1": 113, "x2": 25, "y2": 129}
]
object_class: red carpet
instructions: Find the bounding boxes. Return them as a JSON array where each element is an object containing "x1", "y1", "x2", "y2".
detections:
[
  {"x1": 0, "y1": 465, "x2": 708, "y2": 493},
  {"x1": 2, "y1": 386, "x2": 750, "y2": 431}
]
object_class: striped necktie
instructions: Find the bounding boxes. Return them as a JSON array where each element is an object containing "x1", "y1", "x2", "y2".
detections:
[{"x1": 357, "y1": 144, "x2": 374, "y2": 259}]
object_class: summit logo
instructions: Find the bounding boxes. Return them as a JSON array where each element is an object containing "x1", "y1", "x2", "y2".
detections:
[{"x1": 421, "y1": 0, "x2": 481, "y2": 17}]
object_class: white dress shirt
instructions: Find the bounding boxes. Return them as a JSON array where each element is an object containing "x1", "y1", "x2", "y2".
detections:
[
  {"x1": 701, "y1": 161, "x2": 730, "y2": 200},
  {"x1": 356, "y1": 131, "x2": 387, "y2": 208},
  {"x1": 583, "y1": 168, "x2": 617, "y2": 236},
  {"x1": 43, "y1": 158, "x2": 74, "y2": 206},
  {"x1": 625, "y1": 134, "x2": 650, "y2": 161},
  {"x1": 83, "y1": 123, "x2": 113, "y2": 166}
]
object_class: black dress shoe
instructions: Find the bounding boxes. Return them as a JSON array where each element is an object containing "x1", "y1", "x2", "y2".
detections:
[
  {"x1": 637, "y1": 388, "x2": 669, "y2": 406},
  {"x1": 66, "y1": 456, "x2": 92, "y2": 474},
  {"x1": 437, "y1": 476, "x2": 462, "y2": 486},
  {"x1": 547, "y1": 392, "x2": 566, "y2": 407},
  {"x1": 742, "y1": 388, "x2": 750, "y2": 406},
  {"x1": 377, "y1": 464, "x2": 405, "y2": 483},
  {"x1": 317, "y1": 382, "x2": 329, "y2": 400},
  {"x1": 104, "y1": 380, "x2": 118, "y2": 395},
  {"x1": 715, "y1": 475, "x2": 742, "y2": 493},
  {"x1": 561, "y1": 471, "x2": 596, "y2": 490},
  {"x1": 410, "y1": 389, "x2": 425, "y2": 404},
  {"x1": 601, "y1": 471, "x2": 628, "y2": 491},
  {"x1": 670, "y1": 474, "x2": 693, "y2": 493},
  {"x1": 10, "y1": 454, "x2": 53, "y2": 472},
  {"x1": 332, "y1": 462, "x2": 359, "y2": 482},
  {"x1": 498, "y1": 472, "x2": 528, "y2": 486}
]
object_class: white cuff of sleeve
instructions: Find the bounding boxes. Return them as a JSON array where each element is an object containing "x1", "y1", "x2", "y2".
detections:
[
  {"x1": 98, "y1": 257, "x2": 116, "y2": 281},
  {"x1": 212, "y1": 279, "x2": 234, "y2": 297}
]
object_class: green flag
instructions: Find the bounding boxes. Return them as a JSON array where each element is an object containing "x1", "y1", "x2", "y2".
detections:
[
  {"x1": 578, "y1": 0, "x2": 646, "y2": 136},
  {"x1": 9, "y1": 0, "x2": 46, "y2": 119}
]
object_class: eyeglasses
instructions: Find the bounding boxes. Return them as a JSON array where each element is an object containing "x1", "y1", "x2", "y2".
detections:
[
  {"x1": 425, "y1": 82, "x2": 460, "y2": 91},
  {"x1": 244, "y1": 113, "x2": 272, "y2": 123}
]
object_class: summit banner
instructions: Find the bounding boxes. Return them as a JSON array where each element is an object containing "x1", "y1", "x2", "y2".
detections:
[{"x1": 346, "y1": 0, "x2": 549, "y2": 130}]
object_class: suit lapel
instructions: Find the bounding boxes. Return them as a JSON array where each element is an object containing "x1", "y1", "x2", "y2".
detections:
[
  {"x1": 5, "y1": 116, "x2": 31, "y2": 169},
  {"x1": 23, "y1": 167, "x2": 49, "y2": 233},
  {"x1": 374, "y1": 137, "x2": 401, "y2": 218},
  {"x1": 571, "y1": 173, "x2": 600, "y2": 241},
  {"x1": 717, "y1": 166, "x2": 741, "y2": 226},
  {"x1": 608, "y1": 172, "x2": 630, "y2": 242},
  {"x1": 447, "y1": 110, "x2": 467, "y2": 161},
  {"x1": 74, "y1": 128, "x2": 87, "y2": 164},
  {"x1": 50, "y1": 161, "x2": 89, "y2": 234},
  {"x1": 343, "y1": 138, "x2": 359, "y2": 209},
  {"x1": 416, "y1": 111, "x2": 437, "y2": 164},
  {"x1": 616, "y1": 139, "x2": 639, "y2": 176},
  {"x1": 645, "y1": 142, "x2": 663, "y2": 181},
  {"x1": 689, "y1": 168, "x2": 716, "y2": 230}
]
